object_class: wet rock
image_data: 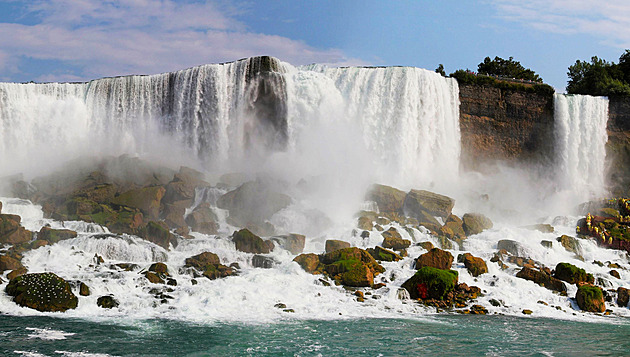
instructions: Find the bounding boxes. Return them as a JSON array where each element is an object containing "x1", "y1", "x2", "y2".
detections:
[
  {"x1": 79, "y1": 282, "x2": 90, "y2": 296},
  {"x1": 140, "y1": 221, "x2": 177, "y2": 250},
  {"x1": 401, "y1": 266, "x2": 458, "y2": 300},
  {"x1": 111, "y1": 186, "x2": 166, "y2": 221},
  {"x1": 470, "y1": 304, "x2": 488, "y2": 315},
  {"x1": 0, "y1": 214, "x2": 32, "y2": 244},
  {"x1": 232, "y1": 228, "x2": 274, "y2": 254},
  {"x1": 415, "y1": 248, "x2": 454, "y2": 270},
  {"x1": 163, "y1": 167, "x2": 207, "y2": 204},
  {"x1": 325, "y1": 239, "x2": 351, "y2": 253},
  {"x1": 0, "y1": 255, "x2": 23, "y2": 272},
  {"x1": 576, "y1": 285, "x2": 605, "y2": 313},
  {"x1": 444, "y1": 214, "x2": 466, "y2": 239},
  {"x1": 522, "y1": 309, "x2": 533, "y2": 315},
  {"x1": 524, "y1": 224, "x2": 554, "y2": 233},
  {"x1": 149, "y1": 262, "x2": 169, "y2": 276},
  {"x1": 418, "y1": 241, "x2": 434, "y2": 250},
  {"x1": 144, "y1": 271, "x2": 164, "y2": 284},
  {"x1": 610, "y1": 270, "x2": 621, "y2": 279},
  {"x1": 162, "y1": 200, "x2": 190, "y2": 235},
  {"x1": 459, "y1": 253, "x2": 488, "y2": 277},
  {"x1": 556, "y1": 235, "x2": 582, "y2": 259},
  {"x1": 366, "y1": 184, "x2": 406, "y2": 213},
  {"x1": 5, "y1": 272, "x2": 78, "y2": 312},
  {"x1": 217, "y1": 180, "x2": 291, "y2": 228},
  {"x1": 97, "y1": 295, "x2": 119, "y2": 309},
  {"x1": 540, "y1": 240, "x2": 553, "y2": 248},
  {"x1": 293, "y1": 253, "x2": 321, "y2": 274},
  {"x1": 497, "y1": 240, "x2": 523, "y2": 256},
  {"x1": 184, "y1": 251, "x2": 235, "y2": 280},
  {"x1": 553, "y1": 262, "x2": 593, "y2": 285},
  {"x1": 252, "y1": 255, "x2": 277, "y2": 269},
  {"x1": 617, "y1": 287, "x2": 629, "y2": 307},
  {"x1": 462, "y1": 213, "x2": 493, "y2": 236},
  {"x1": 367, "y1": 246, "x2": 402, "y2": 262},
  {"x1": 320, "y1": 247, "x2": 384, "y2": 287},
  {"x1": 381, "y1": 227, "x2": 410, "y2": 250},
  {"x1": 37, "y1": 226, "x2": 78, "y2": 244},
  {"x1": 516, "y1": 267, "x2": 567, "y2": 293},
  {"x1": 403, "y1": 189, "x2": 454, "y2": 220},
  {"x1": 185, "y1": 203, "x2": 219, "y2": 235},
  {"x1": 271, "y1": 233, "x2": 305, "y2": 255},
  {"x1": 7, "y1": 267, "x2": 27, "y2": 280},
  {"x1": 357, "y1": 216, "x2": 373, "y2": 230}
]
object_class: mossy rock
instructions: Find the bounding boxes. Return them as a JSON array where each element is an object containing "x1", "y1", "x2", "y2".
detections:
[
  {"x1": 554, "y1": 262, "x2": 593, "y2": 285},
  {"x1": 327, "y1": 259, "x2": 374, "y2": 287},
  {"x1": 5, "y1": 273, "x2": 78, "y2": 312},
  {"x1": 401, "y1": 266, "x2": 458, "y2": 300},
  {"x1": 38, "y1": 226, "x2": 77, "y2": 244},
  {"x1": 576, "y1": 285, "x2": 605, "y2": 313},
  {"x1": 140, "y1": 221, "x2": 176, "y2": 250},
  {"x1": 97, "y1": 295, "x2": 119, "y2": 309},
  {"x1": 293, "y1": 253, "x2": 322, "y2": 274},
  {"x1": 325, "y1": 239, "x2": 351, "y2": 253},
  {"x1": 232, "y1": 228, "x2": 273, "y2": 254},
  {"x1": 381, "y1": 227, "x2": 410, "y2": 250},
  {"x1": 367, "y1": 246, "x2": 402, "y2": 262},
  {"x1": 111, "y1": 186, "x2": 166, "y2": 220}
]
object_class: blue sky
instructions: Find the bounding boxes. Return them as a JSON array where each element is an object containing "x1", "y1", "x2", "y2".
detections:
[{"x1": 0, "y1": 0, "x2": 628, "y2": 90}]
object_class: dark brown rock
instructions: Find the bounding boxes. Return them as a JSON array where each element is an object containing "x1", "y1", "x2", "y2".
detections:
[
  {"x1": 366, "y1": 184, "x2": 406, "y2": 213},
  {"x1": 185, "y1": 203, "x2": 219, "y2": 235},
  {"x1": 37, "y1": 226, "x2": 77, "y2": 244},
  {"x1": 325, "y1": 239, "x2": 351, "y2": 253},
  {"x1": 617, "y1": 287, "x2": 630, "y2": 307},
  {"x1": 0, "y1": 214, "x2": 32, "y2": 244},
  {"x1": 0, "y1": 255, "x2": 23, "y2": 272},
  {"x1": 232, "y1": 229, "x2": 273, "y2": 254},
  {"x1": 111, "y1": 186, "x2": 166, "y2": 220},
  {"x1": 403, "y1": 189, "x2": 454, "y2": 220},
  {"x1": 462, "y1": 213, "x2": 493, "y2": 236},
  {"x1": 516, "y1": 267, "x2": 567, "y2": 293},
  {"x1": 460, "y1": 253, "x2": 488, "y2": 277},
  {"x1": 381, "y1": 227, "x2": 410, "y2": 250},
  {"x1": 5, "y1": 272, "x2": 78, "y2": 312},
  {"x1": 415, "y1": 248, "x2": 454, "y2": 270},
  {"x1": 293, "y1": 253, "x2": 321, "y2": 273}
]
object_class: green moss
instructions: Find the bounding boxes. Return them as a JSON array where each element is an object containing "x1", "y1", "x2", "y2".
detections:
[
  {"x1": 409, "y1": 266, "x2": 458, "y2": 300},
  {"x1": 450, "y1": 70, "x2": 554, "y2": 96},
  {"x1": 554, "y1": 262, "x2": 593, "y2": 284},
  {"x1": 577, "y1": 285, "x2": 604, "y2": 312}
]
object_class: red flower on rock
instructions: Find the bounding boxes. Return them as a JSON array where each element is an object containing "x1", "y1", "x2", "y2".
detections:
[{"x1": 416, "y1": 283, "x2": 428, "y2": 299}]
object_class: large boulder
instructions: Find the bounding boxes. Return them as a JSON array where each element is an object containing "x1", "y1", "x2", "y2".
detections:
[
  {"x1": 366, "y1": 184, "x2": 406, "y2": 213},
  {"x1": 556, "y1": 235, "x2": 582, "y2": 258},
  {"x1": 163, "y1": 167, "x2": 207, "y2": 204},
  {"x1": 217, "y1": 180, "x2": 291, "y2": 227},
  {"x1": 516, "y1": 267, "x2": 567, "y2": 293},
  {"x1": 272, "y1": 234, "x2": 306, "y2": 255},
  {"x1": 381, "y1": 227, "x2": 410, "y2": 250},
  {"x1": 184, "y1": 251, "x2": 235, "y2": 280},
  {"x1": 553, "y1": 262, "x2": 593, "y2": 285},
  {"x1": 232, "y1": 229, "x2": 274, "y2": 254},
  {"x1": 37, "y1": 226, "x2": 77, "y2": 244},
  {"x1": 415, "y1": 248, "x2": 454, "y2": 270},
  {"x1": 320, "y1": 247, "x2": 384, "y2": 287},
  {"x1": 496, "y1": 240, "x2": 524, "y2": 256},
  {"x1": 367, "y1": 246, "x2": 402, "y2": 262},
  {"x1": 462, "y1": 213, "x2": 493, "y2": 236},
  {"x1": 0, "y1": 214, "x2": 32, "y2": 244},
  {"x1": 459, "y1": 253, "x2": 488, "y2": 277},
  {"x1": 403, "y1": 190, "x2": 454, "y2": 220},
  {"x1": 185, "y1": 203, "x2": 218, "y2": 235},
  {"x1": 141, "y1": 221, "x2": 177, "y2": 250},
  {"x1": 111, "y1": 186, "x2": 166, "y2": 221},
  {"x1": 325, "y1": 239, "x2": 351, "y2": 253},
  {"x1": 617, "y1": 287, "x2": 629, "y2": 307},
  {"x1": 401, "y1": 266, "x2": 458, "y2": 300},
  {"x1": 0, "y1": 254, "x2": 23, "y2": 272},
  {"x1": 97, "y1": 295, "x2": 119, "y2": 309},
  {"x1": 5, "y1": 273, "x2": 78, "y2": 312},
  {"x1": 293, "y1": 253, "x2": 322, "y2": 274},
  {"x1": 444, "y1": 214, "x2": 466, "y2": 239},
  {"x1": 576, "y1": 285, "x2": 606, "y2": 313}
]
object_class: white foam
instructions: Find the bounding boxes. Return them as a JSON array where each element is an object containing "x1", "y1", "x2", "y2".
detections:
[{"x1": 26, "y1": 327, "x2": 75, "y2": 341}]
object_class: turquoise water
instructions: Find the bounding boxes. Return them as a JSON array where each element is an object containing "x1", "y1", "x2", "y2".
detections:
[{"x1": 1, "y1": 315, "x2": 629, "y2": 356}]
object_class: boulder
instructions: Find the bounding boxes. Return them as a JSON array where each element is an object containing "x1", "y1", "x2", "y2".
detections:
[
  {"x1": 79, "y1": 282, "x2": 90, "y2": 296},
  {"x1": 144, "y1": 271, "x2": 164, "y2": 284},
  {"x1": 185, "y1": 203, "x2": 219, "y2": 235},
  {"x1": 617, "y1": 287, "x2": 629, "y2": 307},
  {"x1": 401, "y1": 266, "x2": 458, "y2": 300},
  {"x1": 0, "y1": 214, "x2": 32, "y2": 244},
  {"x1": 576, "y1": 285, "x2": 605, "y2": 313},
  {"x1": 217, "y1": 180, "x2": 291, "y2": 227},
  {"x1": 97, "y1": 295, "x2": 119, "y2": 309},
  {"x1": 415, "y1": 248, "x2": 454, "y2": 270},
  {"x1": 367, "y1": 246, "x2": 402, "y2": 262},
  {"x1": 149, "y1": 262, "x2": 169, "y2": 276},
  {"x1": 381, "y1": 227, "x2": 410, "y2": 250},
  {"x1": 232, "y1": 229, "x2": 274, "y2": 254},
  {"x1": 403, "y1": 189, "x2": 454, "y2": 220},
  {"x1": 0, "y1": 255, "x2": 23, "y2": 272},
  {"x1": 459, "y1": 253, "x2": 488, "y2": 277},
  {"x1": 444, "y1": 216, "x2": 466, "y2": 239},
  {"x1": 5, "y1": 272, "x2": 78, "y2": 312},
  {"x1": 553, "y1": 262, "x2": 593, "y2": 285},
  {"x1": 293, "y1": 253, "x2": 321, "y2": 274},
  {"x1": 162, "y1": 200, "x2": 190, "y2": 233},
  {"x1": 541, "y1": 240, "x2": 553, "y2": 248},
  {"x1": 37, "y1": 226, "x2": 77, "y2": 244},
  {"x1": 163, "y1": 167, "x2": 207, "y2": 204},
  {"x1": 320, "y1": 247, "x2": 384, "y2": 287},
  {"x1": 7, "y1": 267, "x2": 27, "y2": 280},
  {"x1": 497, "y1": 240, "x2": 523, "y2": 256},
  {"x1": 184, "y1": 251, "x2": 235, "y2": 280},
  {"x1": 357, "y1": 216, "x2": 373, "y2": 231},
  {"x1": 111, "y1": 186, "x2": 166, "y2": 220},
  {"x1": 271, "y1": 234, "x2": 305, "y2": 255},
  {"x1": 252, "y1": 255, "x2": 277, "y2": 269},
  {"x1": 418, "y1": 241, "x2": 434, "y2": 250},
  {"x1": 556, "y1": 235, "x2": 582, "y2": 258},
  {"x1": 462, "y1": 213, "x2": 493, "y2": 236},
  {"x1": 366, "y1": 184, "x2": 406, "y2": 213},
  {"x1": 141, "y1": 221, "x2": 177, "y2": 250},
  {"x1": 516, "y1": 267, "x2": 567, "y2": 293},
  {"x1": 325, "y1": 239, "x2": 351, "y2": 253},
  {"x1": 610, "y1": 270, "x2": 621, "y2": 279}
]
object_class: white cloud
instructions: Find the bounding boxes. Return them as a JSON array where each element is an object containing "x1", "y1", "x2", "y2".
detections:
[
  {"x1": 489, "y1": 0, "x2": 630, "y2": 48},
  {"x1": 0, "y1": 0, "x2": 363, "y2": 82}
]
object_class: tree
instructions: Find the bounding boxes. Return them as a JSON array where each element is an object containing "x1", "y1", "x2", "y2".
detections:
[
  {"x1": 477, "y1": 56, "x2": 542, "y2": 82},
  {"x1": 435, "y1": 64, "x2": 446, "y2": 77},
  {"x1": 566, "y1": 55, "x2": 630, "y2": 96}
]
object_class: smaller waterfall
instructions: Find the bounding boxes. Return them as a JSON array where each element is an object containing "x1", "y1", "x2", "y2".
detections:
[{"x1": 554, "y1": 93, "x2": 609, "y2": 200}]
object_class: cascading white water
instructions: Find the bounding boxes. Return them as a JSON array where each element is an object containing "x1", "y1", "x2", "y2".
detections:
[{"x1": 554, "y1": 93, "x2": 609, "y2": 201}]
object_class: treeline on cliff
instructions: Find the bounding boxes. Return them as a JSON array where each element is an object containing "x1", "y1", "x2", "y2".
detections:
[
  {"x1": 443, "y1": 56, "x2": 554, "y2": 96},
  {"x1": 567, "y1": 51, "x2": 630, "y2": 97}
]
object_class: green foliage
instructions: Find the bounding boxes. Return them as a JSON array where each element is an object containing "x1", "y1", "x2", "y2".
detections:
[
  {"x1": 554, "y1": 262, "x2": 593, "y2": 284},
  {"x1": 450, "y1": 69, "x2": 554, "y2": 96},
  {"x1": 567, "y1": 53, "x2": 630, "y2": 96},
  {"x1": 435, "y1": 64, "x2": 446, "y2": 77},
  {"x1": 414, "y1": 266, "x2": 458, "y2": 300},
  {"x1": 478, "y1": 56, "x2": 542, "y2": 82}
]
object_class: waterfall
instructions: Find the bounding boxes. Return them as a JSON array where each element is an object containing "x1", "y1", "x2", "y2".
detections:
[{"x1": 554, "y1": 93, "x2": 609, "y2": 200}]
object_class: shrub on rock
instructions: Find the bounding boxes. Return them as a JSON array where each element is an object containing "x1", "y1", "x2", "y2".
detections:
[
  {"x1": 402, "y1": 267, "x2": 458, "y2": 300},
  {"x1": 576, "y1": 285, "x2": 605, "y2": 313},
  {"x1": 415, "y1": 248, "x2": 454, "y2": 270},
  {"x1": 5, "y1": 273, "x2": 78, "y2": 312},
  {"x1": 553, "y1": 262, "x2": 593, "y2": 285}
]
